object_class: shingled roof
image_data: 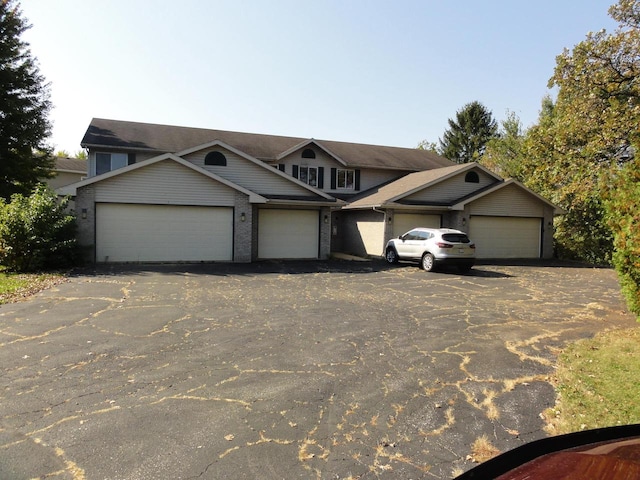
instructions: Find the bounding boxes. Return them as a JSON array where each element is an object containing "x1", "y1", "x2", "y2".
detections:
[
  {"x1": 55, "y1": 157, "x2": 87, "y2": 173},
  {"x1": 81, "y1": 118, "x2": 454, "y2": 172}
]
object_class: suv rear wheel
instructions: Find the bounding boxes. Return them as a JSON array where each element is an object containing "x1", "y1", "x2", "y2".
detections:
[{"x1": 421, "y1": 253, "x2": 435, "y2": 272}]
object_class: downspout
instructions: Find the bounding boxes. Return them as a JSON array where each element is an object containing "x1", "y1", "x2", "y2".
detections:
[{"x1": 372, "y1": 206, "x2": 386, "y2": 219}]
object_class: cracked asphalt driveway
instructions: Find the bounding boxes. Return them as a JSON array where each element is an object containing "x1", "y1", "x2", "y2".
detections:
[{"x1": 0, "y1": 260, "x2": 635, "y2": 479}]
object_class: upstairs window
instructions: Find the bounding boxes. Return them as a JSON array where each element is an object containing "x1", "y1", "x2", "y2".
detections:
[
  {"x1": 299, "y1": 166, "x2": 318, "y2": 187},
  {"x1": 292, "y1": 165, "x2": 324, "y2": 188},
  {"x1": 465, "y1": 171, "x2": 480, "y2": 183},
  {"x1": 337, "y1": 169, "x2": 355, "y2": 189},
  {"x1": 205, "y1": 151, "x2": 227, "y2": 166},
  {"x1": 302, "y1": 148, "x2": 316, "y2": 159},
  {"x1": 96, "y1": 152, "x2": 130, "y2": 175},
  {"x1": 330, "y1": 168, "x2": 360, "y2": 190}
]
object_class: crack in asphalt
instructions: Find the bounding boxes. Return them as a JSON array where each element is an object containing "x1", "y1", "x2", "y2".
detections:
[{"x1": 0, "y1": 264, "x2": 635, "y2": 479}]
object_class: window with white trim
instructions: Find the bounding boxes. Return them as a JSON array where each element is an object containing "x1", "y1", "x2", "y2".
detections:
[
  {"x1": 299, "y1": 166, "x2": 318, "y2": 187},
  {"x1": 337, "y1": 169, "x2": 355, "y2": 189},
  {"x1": 96, "y1": 152, "x2": 128, "y2": 175}
]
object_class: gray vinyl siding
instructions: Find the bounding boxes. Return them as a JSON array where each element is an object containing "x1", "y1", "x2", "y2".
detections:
[
  {"x1": 404, "y1": 171, "x2": 496, "y2": 203},
  {"x1": 88, "y1": 150, "x2": 158, "y2": 177},
  {"x1": 185, "y1": 147, "x2": 312, "y2": 197},
  {"x1": 469, "y1": 184, "x2": 545, "y2": 217},
  {"x1": 278, "y1": 149, "x2": 406, "y2": 193},
  {"x1": 356, "y1": 168, "x2": 408, "y2": 192},
  {"x1": 94, "y1": 159, "x2": 237, "y2": 206},
  {"x1": 48, "y1": 171, "x2": 85, "y2": 189}
]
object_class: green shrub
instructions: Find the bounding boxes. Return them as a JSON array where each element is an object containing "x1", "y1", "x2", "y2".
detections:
[
  {"x1": 0, "y1": 185, "x2": 78, "y2": 272},
  {"x1": 603, "y1": 158, "x2": 640, "y2": 319}
]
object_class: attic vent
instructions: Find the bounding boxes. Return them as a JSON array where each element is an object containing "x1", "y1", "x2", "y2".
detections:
[
  {"x1": 205, "y1": 151, "x2": 227, "y2": 166},
  {"x1": 301, "y1": 148, "x2": 316, "y2": 159},
  {"x1": 465, "y1": 171, "x2": 480, "y2": 183}
]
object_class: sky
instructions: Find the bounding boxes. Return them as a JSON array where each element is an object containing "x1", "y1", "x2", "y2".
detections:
[{"x1": 20, "y1": 0, "x2": 619, "y2": 154}]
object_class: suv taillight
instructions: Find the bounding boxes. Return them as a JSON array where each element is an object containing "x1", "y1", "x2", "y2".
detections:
[
  {"x1": 470, "y1": 244, "x2": 476, "y2": 249},
  {"x1": 436, "y1": 242, "x2": 453, "y2": 248}
]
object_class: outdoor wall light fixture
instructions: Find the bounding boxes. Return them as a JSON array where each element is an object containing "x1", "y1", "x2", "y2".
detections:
[
  {"x1": 81, "y1": 208, "x2": 87, "y2": 219},
  {"x1": 462, "y1": 217, "x2": 466, "y2": 226},
  {"x1": 240, "y1": 212, "x2": 246, "y2": 222},
  {"x1": 324, "y1": 215, "x2": 329, "y2": 224},
  {"x1": 388, "y1": 216, "x2": 392, "y2": 223}
]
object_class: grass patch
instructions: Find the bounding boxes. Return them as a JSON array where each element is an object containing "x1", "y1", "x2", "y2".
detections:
[
  {"x1": 0, "y1": 271, "x2": 66, "y2": 304},
  {"x1": 468, "y1": 435, "x2": 500, "y2": 463},
  {"x1": 544, "y1": 327, "x2": 640, "y2": 435}
]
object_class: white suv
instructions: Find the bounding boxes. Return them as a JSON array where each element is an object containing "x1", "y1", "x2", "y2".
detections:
[{"x1": 385, "y1": 228, "x2": 476, "y2": 272}]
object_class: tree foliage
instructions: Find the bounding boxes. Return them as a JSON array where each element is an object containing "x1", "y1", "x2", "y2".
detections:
[
  {"x1": 55, "y1": 150, "x2": 87, "y2": 160},
  {"x1": 0, "y1": 0, "x2": 54, "y2": 200},
  {"x1": 0, "y1": 185, "x2": 78, "y2": 272},
  {"x1": 481, "y1": 110, "x2": 527, "y2": 179},
  {"x1": 603, "y1": 154, "x2": 640, "y2": 317},
  {"x1": 439, "y1": 101, "x2": 498, "y2": 164},
  {"x1": 416, "y1": 139, "x2": 439, "y2": 153},
  {"x1": 517, "y1": 0, "x2": 640, "y2": 265}
]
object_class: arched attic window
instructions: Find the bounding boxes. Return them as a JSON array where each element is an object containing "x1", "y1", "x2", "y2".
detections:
[
  {"x1": 204, "y1": 151, "x2": 227, "y2": 166},
  {"x1": 465, "y1": 171, "x2": 480, "y2": 183},
  {"x1": 301, "y1": 148, "x2": 316, "y2": 159}
]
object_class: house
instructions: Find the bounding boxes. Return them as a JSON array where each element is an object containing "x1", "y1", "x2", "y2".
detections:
[
  {"x1": 61, "y1": 118, "x2": 561, "y2": 264},
  {"x1": 47, "y1": 157, "x2": 87, "y2": 189}
]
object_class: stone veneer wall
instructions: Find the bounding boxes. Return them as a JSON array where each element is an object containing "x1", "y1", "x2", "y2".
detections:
[
  {"x1": 75, "y1": 185, "x2": 96, "y2": 263},
  {"x1": 234, "y1": 192, "x2": 252, "y2": 263}
]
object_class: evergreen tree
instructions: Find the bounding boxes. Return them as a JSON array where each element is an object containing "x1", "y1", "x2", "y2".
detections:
[
  {"x1": 439, "y1": 101, "x2": 498, "y2": 164},
  {"x1": 0, "y1": 0, "x2": 53, "y2": 200}
]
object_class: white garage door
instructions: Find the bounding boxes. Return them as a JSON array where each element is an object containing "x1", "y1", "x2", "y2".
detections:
[
  {"x1": 258, "y1": 209, "x2": 319, "y2": 259},
  {"x1": 96, "y1": 203, "x2": 233, "y2": 262},
  {"x1": 469, "y1": 216, "x2": 541, "y2": 259},
  {"x1": 393, "y1": 213, "x2": 441, "y2": 238}
]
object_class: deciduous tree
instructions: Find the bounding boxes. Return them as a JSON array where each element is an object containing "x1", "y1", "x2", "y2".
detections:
[
  {"x1": 0, "y1": 185, "x2": 78, "y2": 272},
  {"x1": 481, "y1": 110, "x2": 526, "y2": 180},
  {"x1": 520, "y1": 0, "x2": 640, "y2": 265},
  {"x1": 416, "y1": 139, "x2": 439, "y2": 153},
  {"x1": 603, "y1": 153, "x2": 640, "y2": 317}
]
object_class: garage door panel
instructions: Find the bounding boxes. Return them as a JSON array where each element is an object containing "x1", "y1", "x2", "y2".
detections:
[
  {"x1": 96, "y1": 204, "x2": 233, "y2": 262},
  {"x1": 258, "y1": 210, "x2": 319, "y2": 259},
  {"x1": 393, "y1": 214, "x2": 441, "y2": 238},
  {"x1": 470, "y1": 216, "x2": 541, "y2": 259}
]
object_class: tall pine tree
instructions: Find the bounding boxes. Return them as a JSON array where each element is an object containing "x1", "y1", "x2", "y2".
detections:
[
  {"x1": 0, "y1": 0, "x2": 53, "y2": 200},
  {"x1": 439, "y1": 101, "x2": 498, "y2": 164}
]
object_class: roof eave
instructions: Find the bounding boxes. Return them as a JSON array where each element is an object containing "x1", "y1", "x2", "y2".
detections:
[
  {"x1": 266, "y1": 198, "x2": 345, "y2": 207},
  {"x1": 81, "y1": 142, "x2": 164, "y2": 154},
  {"x1": 176, "y1": 140, "x2": 336, "y2": 201},
  {"x1": 342, "y1": 202, "x2": 449, "y2": 211}
]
